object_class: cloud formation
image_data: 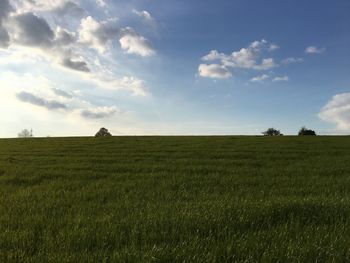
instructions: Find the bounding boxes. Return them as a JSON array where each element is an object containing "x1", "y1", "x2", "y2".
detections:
[
  {"x1": 133, "y1": 9, "x2": 154, "y2": 21},
  {"x1": 81, "y1": 106, "x2": 118, "y2": 119},
  {"x1": 10, "y1": 12, "x2": 55, "y2": 47},
  {"x1": 78, "y1": 16, "x2": 119, "y2": 53},
  {"x1": 0, "y1": 0, "x2": 155, "y2": 96},
  {"x1": 198, "y1": 64, "x2": 232, "y2": 79},
  {"x1": 305, "y1": 46, "x2": 325, "y2": 54},
  {"x1": 250, "y1": 74, "x2": 269, "y2": 82},
  {"x1": 17, "y1": 91, "x2": 67, "y2": 110},
  {"x1": 281, "y1": 57, "x2": 304, "y2": 65},
  {"x1": 199, "y1": 39, "x2": 279, "y2": 79},
  {"x1": 319, "y1": 93, "x2": 350, "y2": 132},
  {"x1": 273, "y1": 76, "x2": 289, "y2": 82},
  {"x1": 119, "y1": 28, "x2": 155, "y2": 56}
]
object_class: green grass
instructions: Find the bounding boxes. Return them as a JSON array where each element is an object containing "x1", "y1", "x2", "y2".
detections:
[{"x1": 1, "y1": 136, "x2": 350, "y2": 262}]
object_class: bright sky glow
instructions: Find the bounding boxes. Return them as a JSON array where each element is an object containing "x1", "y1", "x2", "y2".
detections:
[{"x1": 0, "y1": 0, "x2": 349, "y2": 137}]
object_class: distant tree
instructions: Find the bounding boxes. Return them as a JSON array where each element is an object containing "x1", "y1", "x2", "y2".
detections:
[
  {"x1": 298, "y1": 127, "x2": 316, "y2": 136},
  {"x1": 262, "y1": 128, "x2": 283, "y2": 136},
  {"x1": 18, "y1": 129, "x2": 33, "y2": 138},
  {"x1": 95, "y1": 127, "x2": 112, "y2": 137}
]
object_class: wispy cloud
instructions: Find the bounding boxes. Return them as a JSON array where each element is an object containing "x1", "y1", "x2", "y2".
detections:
[
  {"x1": 250, "y1": 74, "x2": 269, "y2": 82},
  {"x1": 281, "y1": 57, "x2": 304, "y2": 65},
  {"x1": 305, "y1": 46, "x2": 325, "y2": 54},
  {"x1": 273, "y1": 76, "x2": 289, "y2": 82}
]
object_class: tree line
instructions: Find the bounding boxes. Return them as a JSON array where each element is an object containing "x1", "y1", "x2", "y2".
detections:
[
  {"x1": 17, "y1": 127, "x2": 317, "y2": 138},
  {"x1": 262, "y1": 127, "x2": 316, "y2": 136}
]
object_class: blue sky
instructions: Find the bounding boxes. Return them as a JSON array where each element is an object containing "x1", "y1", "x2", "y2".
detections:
[{"x1": 0, "y1": 0, "x2": 349, "y2": 137}]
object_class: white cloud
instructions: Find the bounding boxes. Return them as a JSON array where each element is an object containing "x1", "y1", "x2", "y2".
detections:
[
  {"x1": 14, "y1": 0, "x2": 76, "y2": 12},
  {"x1": 78, "y1": 16, "x2": 119, "y2": 53},
  {"x1": 86, "y1": 74, "x2": 149, "y2": 97},
  {"x1": 199, "y1": 39, "x2": 278, "y2": 80},
  {"x1": 281, "y1": 57, "x2": 304, "y2": 65},
  {"x1": 133, "y1": 9, "x2": 154, "y2": 22},
  {"x1": 119, "y1": 28, "x2": 155, "y2": 57},
  {"x1": 198, "y1": 64, "x2": 232, "y2": 79},
  {"x1": 254, "y1": 58, "x2": 277, "y2": 70},
  {"x1": 319, "y1": 93, "x2": 350, "y2": 132},
  {"x1": 305, "y1": 46, "x2": 325, "y2": 54},
  {"x1": 268, "y1": 44, "x2": 279, "y2": 51},
  {"x1": 273, "y1": 76, "x2": 289, "y2": 81},
  {"x1": 250, "y1": 74, "x2": 269, "y2": 82},
  {"x1": 202, "y1": 50, "x2": 228, "y2": 62}
]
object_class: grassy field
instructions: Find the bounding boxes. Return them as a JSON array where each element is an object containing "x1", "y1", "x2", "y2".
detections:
[{"x1": 1, "y1": 136, "x2": 350, "y2": 262}]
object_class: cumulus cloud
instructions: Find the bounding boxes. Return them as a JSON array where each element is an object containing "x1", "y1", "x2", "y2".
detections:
[
  {"x1": 17, "y1": 91, "x2": 67, "y2": 110},
  {"x1": 254, "y1": 58, "x2": 277, "y2": 70},
  {"x1": 202, "y1": 50, "x2": 227, "y2": 62},
  {"x1": 250, "y1": 74, "x2": 269, "y2": 82},
  {"x1": 78, "y1": 16, "x2": 119, "y2": 53},
  {"x1": 319, "y1": 93, "x2": 350, "y2": 132},
  {"x1": 305, "y1": 46, "x2": 325, "y2": 54},
  {"x1": 54, "y1": 27, "x2": 75, "y2": 45},
  {"x1": 273, "y1": 76, "x2": 289, "y2": 82},
  {"x1": 119, "y1": 28, "x2": 155, "y2": 56},
  {"x1": 281, "y1": 57, "x2": 304, "y2": 65},
  {"x1": 199, "y1": 39, "x2": 279, "y2": 79},
  {"x1": 14, "y1": 0, "x2": 75, "y2": 12},
  {"x1": 0, "y1": 0, "x2": 153, "y2": 97},
  {"x1": 198, "y1": 64, "x2": 232, "y2": 79}
]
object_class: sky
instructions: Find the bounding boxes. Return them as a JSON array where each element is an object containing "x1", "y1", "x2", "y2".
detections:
[{"x1": 0, "y1": 0, "x2": 350, "y2": 137}]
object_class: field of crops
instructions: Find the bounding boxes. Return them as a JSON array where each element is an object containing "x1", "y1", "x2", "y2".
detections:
[{"x1": 1, "y1": 136, "x2": 350, "y2": 262}]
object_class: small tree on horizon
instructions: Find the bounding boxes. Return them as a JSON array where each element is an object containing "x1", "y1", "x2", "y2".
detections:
[
  {"x1": 262, "y1": 128, "x2": 283, "y2": 136},
  {"x1": 298, "y1": 127, "x2": 316, "y2": 136},
  {"x1": 95, "y1": 127, "x2": 112, "y2": 137},
  {"x1": 18, "y1": 129, "x2": 33, "y2": 138}
]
